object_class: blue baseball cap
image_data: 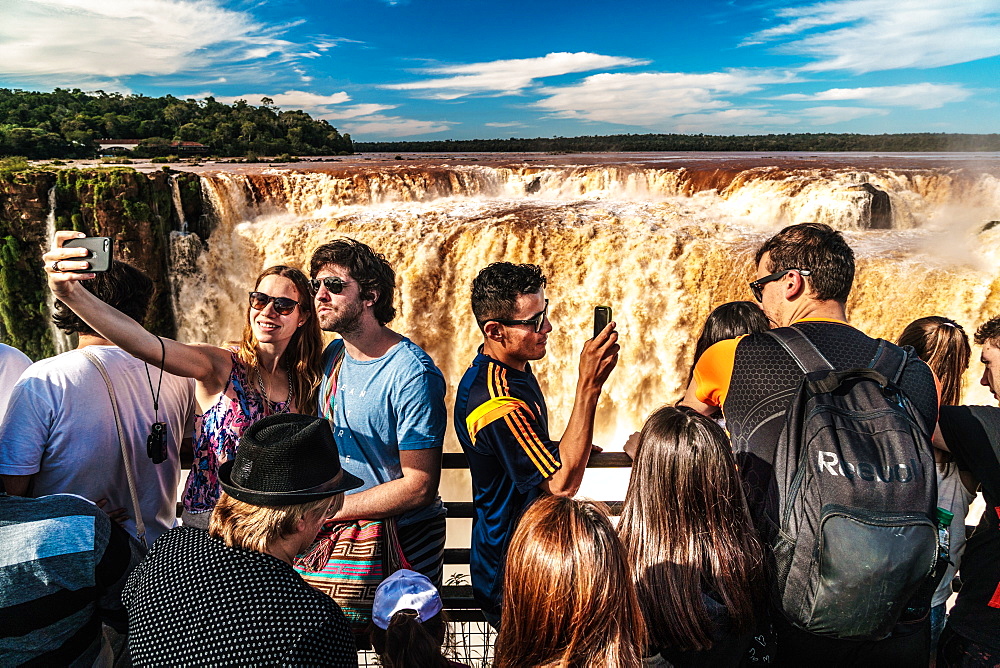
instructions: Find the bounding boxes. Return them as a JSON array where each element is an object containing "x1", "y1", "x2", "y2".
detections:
[{"x1": 372, "y1": 569, "x2": 443, "y2": 630}]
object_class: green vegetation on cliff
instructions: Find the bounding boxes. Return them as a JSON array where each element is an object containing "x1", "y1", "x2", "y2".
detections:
[
  {"x1": 0, "y1": 88, "x2": 353, "y2": 158},
  {"x1": 0, "y1": 167, "x2": 198, "y2": 358},
  {"x1": 356, "y1": 133, "x2": 1000, "y2": 153}
]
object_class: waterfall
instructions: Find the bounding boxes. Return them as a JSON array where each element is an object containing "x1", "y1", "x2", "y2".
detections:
[
  {"x1": 43, "y1": 186, "x2": 75, "y2": 355},
  {"x1": 173, "y1": 161, "x2": 1000, "y2": 458},
  {"x1": 169, "y1": 174, "x2": 188, "y2": 234}
]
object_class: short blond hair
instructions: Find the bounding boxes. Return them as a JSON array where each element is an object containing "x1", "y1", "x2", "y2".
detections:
[{"x1": 209, "y1": 492, "x2": 342, "y2": 553}]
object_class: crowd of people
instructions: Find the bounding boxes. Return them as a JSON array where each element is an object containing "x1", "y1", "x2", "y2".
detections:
[{"x1": 0, "y1": 222, "x2": 997, "y2": 667}]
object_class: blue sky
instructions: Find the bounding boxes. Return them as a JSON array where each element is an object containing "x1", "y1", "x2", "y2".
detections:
[{"x1": 0, "y1": 0, "x2": 998, "y2": 140}]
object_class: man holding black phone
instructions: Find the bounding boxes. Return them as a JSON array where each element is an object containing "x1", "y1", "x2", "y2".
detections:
[{"x1": 454, "y1": 262, "x2": 619, "y2": 627}]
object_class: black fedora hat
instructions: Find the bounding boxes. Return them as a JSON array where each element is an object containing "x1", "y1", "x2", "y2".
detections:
[{"x1": 219, "y1": 413, "x2": 363, "y2": 506}]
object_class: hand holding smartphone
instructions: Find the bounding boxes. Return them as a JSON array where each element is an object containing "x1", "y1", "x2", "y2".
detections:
[
  {"x1": 594, "y1": 305, "x2": 612, "y2": 338},
  {"x1": 62, "y1": 237, "x2": 113, "y2": 273}
]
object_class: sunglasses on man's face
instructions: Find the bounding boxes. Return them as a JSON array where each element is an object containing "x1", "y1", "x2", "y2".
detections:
[
  {"x1": 309, "y1": 277, "x2": 348, "y2": 294},
  {"x1": 248, "y1": 291, "x2": 299, "y2": 316},
  {"x1": 480, "y1": 299, "x2": 549, "y2": 333},
  {"x1": 748, "y1": 268, "x2": 811, "y2": 302}
]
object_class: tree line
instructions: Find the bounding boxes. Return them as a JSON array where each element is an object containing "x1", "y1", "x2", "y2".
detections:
[
  {"x1": 356, "y1": 133, "x2": 1000, "y2": 153},
  {"x1": 0, "y1": 89, "x2": 353, "y2": 159}
]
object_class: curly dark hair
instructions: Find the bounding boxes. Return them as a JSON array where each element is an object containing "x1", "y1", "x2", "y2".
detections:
[
  {"x1": 309, "y1": 238, "x2": 396, "y2": 325},
  {"x1": 974, "y1": 316, "x2": 1000, "y2": 347},
  {"x1": 471, "y1": 262, "x2": 547, "y2": 325},
  {"x1": 754, "y1": 223, "x2": 855, "y2": 303},
  {"x1": 52, "y1": 260, "x2": 153, "y2": 335}
]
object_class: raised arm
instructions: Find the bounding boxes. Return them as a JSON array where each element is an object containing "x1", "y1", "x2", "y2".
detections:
[
  {"x1": 44, "y1": 230, "x2": 232, "y2": 393},
  {"x1": 539, "y1": 321, "x2": 619, "y2": 496}
]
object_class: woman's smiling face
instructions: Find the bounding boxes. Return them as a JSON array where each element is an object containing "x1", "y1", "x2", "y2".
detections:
[{"x1": 249, "y1": 274, "x2": 303, "y2": 346}]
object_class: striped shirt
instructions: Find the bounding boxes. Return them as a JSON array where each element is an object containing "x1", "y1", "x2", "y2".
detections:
[
  {"x1": 0, "y1": 493, "x2": 137, "y2": 666},
  {"x1": 454, "y1": 349, "x2": 561, "y2": 617}
]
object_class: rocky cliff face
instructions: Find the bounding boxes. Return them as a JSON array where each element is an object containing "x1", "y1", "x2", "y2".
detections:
[{"x1": 0, "y1": 167, "x2": 202, "y2": 359}]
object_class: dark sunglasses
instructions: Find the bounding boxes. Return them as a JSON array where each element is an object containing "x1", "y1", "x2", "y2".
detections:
[
  {"x1": 480, "y1": 299, "x2": 549, "y2": 333},
  {"x1": 749, "y1": 268, "x2": 811, "y2": 302},
  {"x1": 309, "y1": 277, "x2": 348, "y2": 294},
  {"x1": 248, "y1": 291, "x2": 299, "y2": 315}
]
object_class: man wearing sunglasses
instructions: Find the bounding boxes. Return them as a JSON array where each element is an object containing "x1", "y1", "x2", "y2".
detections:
[
  {"x1": 308, "y1": 238, "x2": 448, "y2": 587},
  {"x1": 454, "y1": 261, "x2": 620, "y2": 627},
  {"x1": 682, "y1": 223, "x2": 939, "y2": 666}
]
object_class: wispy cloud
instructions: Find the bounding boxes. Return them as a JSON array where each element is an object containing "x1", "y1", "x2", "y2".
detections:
[
  {"x1": 484, "y1": 122, "x2": 525, "y2": 128},
  {"x1": 0, "y1": 0, "x2": 310, "y2": 84},
  {"x1": 745, "y1": 0, "x2": 1000, "y2": 73},
  {"x1": 671, "y1": 108, "x2": 801, "y2": 134},
  {"x1": 797, "y1": 106, "x2": 889, "y2": 125},
  {"x1": 382, "y1": 52, "x2": 648, "y2": 99},
  {"x1": 533, "y1": 70, "x2": 796, "y2": 127},
  {"x1": 212, "y1": 90, "x2": 352, "y2": 117},
  {"x1": 773, "y1": 83, "x2": 972, "y2": 109},
  {"x1": 341, "y1": 115, "x2": 455, "y2": 137}
]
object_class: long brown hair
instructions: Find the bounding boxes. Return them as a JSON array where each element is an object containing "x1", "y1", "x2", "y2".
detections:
[
  {"x1": 237, "y1": 265, "x2": 322, "y2": 411},
  {"x1": 897, "y1": 316, "x2": 970, "y2": 406},
  {"x1": 618, "y1": 406, "x2": 766, "y2": 653},
  {"x1": 495, "y1": 496, "x2": 646, "y2": 668}
]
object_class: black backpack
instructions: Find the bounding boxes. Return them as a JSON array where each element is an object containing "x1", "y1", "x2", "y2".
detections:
[{"x1": 766, "y1": 327, "x2": 938, "y2": 640}]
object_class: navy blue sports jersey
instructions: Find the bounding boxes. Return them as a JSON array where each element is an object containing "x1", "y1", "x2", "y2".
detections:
[{"x1": 454, "y1": 348, "x2": 561, "y2": 617}]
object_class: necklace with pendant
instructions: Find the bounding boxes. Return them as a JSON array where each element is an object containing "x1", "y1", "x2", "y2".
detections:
[{"x1": 257, "y1": 366, "x2": 293, "y2": 415}]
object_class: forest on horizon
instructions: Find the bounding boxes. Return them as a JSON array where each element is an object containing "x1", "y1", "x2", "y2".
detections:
[
  {"x1": 357, "y1": 133, "x2": 1000, "y2": 154},
  {"x1": 0, "y1": 88, "x2": 353, "y2": 159}
]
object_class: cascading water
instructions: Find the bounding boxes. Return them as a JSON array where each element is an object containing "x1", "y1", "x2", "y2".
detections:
[
  {"x1": 43, "y1": 186, "x2": 75, "y2": 354},
  {"x1": 172, "y1": 159, "x2": 1000, "y2": 504}
]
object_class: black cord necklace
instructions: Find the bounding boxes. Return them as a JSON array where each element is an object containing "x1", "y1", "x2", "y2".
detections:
[{"x1": 145, "y1": 336, "x2": 167, "y2": 464}]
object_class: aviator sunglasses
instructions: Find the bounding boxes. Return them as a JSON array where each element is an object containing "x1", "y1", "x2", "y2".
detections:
[
  {"x1": 248, "y1": 291, "x2": 300, "y2": 315},
  {"x1": 309, "y1": 277, "x2": 348, "y2": 294},
  {"x1": 749, "y1": 268, "x2": 811, "y2": 302},
  {"x1": 480, "y1": 299, "x2": 549, "y2": 333}
]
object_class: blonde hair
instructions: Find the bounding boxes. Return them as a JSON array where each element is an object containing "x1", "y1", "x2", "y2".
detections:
[{"x1": 209, "y1": 492, "x2": 342, "y2": 553}]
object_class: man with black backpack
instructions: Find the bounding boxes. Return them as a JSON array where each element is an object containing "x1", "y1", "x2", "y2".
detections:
[{"x1": 684, "y1": 223, "x2": 940, "y2": 666}]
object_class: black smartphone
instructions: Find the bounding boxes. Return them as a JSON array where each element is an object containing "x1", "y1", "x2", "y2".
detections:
[
  {"x1": 63, "y1": 237, "x2": 113, "y2": 273},
  {"x1": 594, "y1": 305, "x2": 612, "y2": 338}
]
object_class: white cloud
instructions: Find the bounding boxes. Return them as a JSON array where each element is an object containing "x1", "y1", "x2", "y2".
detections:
[
  {"x1": 210, "y1": 90, "x2": 395, "y2": 122},
  {"x1": 772, "y1": 83, "x2": 972, "y2": 109},
  {"x1": 341, "y1": 115, "x2": 455, "y2": 137},
  {"x1": 797, "y1": 106, "x2": 890, "y2": 125},
  {"x1": 319, "y1": 103, "x2": 400, "y2": 120},
  {"x1": 671, "y1": 108, "x2": 801, "y2": 134},
  {"x1": 533, "y1": 70, "x2": 794, "y2": 127},
  {"x1": 0, "y1": 0, "x2": 302, "y2": 81},
  {"x1": 382, "y1": 52, "x2": 648, "y2": 99},
  {"x1": 745, "y1": 0, "x2": 1000, "y2": 73},
  {"x1": 484, "y1": 122, "x2": 525, "y2": 128}
]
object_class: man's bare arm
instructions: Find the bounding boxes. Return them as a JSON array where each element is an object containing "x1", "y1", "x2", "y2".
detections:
[
  {"x1": 539, "y1": 323, "x2": 619, "y2": 497},
  {"x1": 329, "y1": 447, "x2": 442, "y2": 521},
  {"x1": 680, "y1": 377, "x2": 716, "y2": 417}
]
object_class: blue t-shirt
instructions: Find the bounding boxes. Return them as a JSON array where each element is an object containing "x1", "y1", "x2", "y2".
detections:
[
  {"x1": 454, "y1": 349, "x2": 561, "y2": 617},
  {"x1": 318, "y1": 337, "x2": 446, "y2": 526}
]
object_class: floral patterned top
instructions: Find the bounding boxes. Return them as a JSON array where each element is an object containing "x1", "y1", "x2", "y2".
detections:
[{"x1": 181, "y1": 352, "x2": 290, "y2": 514}]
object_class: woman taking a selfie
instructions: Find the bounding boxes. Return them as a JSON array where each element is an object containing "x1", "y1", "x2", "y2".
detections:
[{"x1": 44, "y1": 231, "x2": 322, "y2": 527}]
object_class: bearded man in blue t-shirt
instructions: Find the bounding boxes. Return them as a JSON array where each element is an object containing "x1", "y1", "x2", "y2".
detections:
[
  {"x1": 310, "y1": 238, "x2": 447, "y2": 586},
  {"x1": 454, "y1": 262, "x2": 620, "y2": 627}
]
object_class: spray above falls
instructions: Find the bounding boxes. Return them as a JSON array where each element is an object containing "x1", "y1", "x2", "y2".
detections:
[{"x1": 169, "y1": 159, "x2": 1000, "y2": 447}]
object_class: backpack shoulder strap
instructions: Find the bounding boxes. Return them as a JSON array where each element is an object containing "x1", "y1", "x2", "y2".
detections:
[
  {"x1": 766, "y1": 326, "x2": 835, "y2": 374},
  {"x1": 869, "y1": 339, "x2": 908, "y2": 386}
]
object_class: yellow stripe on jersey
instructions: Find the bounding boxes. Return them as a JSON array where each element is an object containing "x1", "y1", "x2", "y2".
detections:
[
  {"x1": 481, "y1": 362, "x2": 559, "y2": 476},
  {"x1": 466, "y1": 396, "x2": 529, "y2": 444}
]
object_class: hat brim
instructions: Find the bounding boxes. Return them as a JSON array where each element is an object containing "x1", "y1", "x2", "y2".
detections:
[{"x1": 218, "y1": 460, "x2": 364, "y2": 507}]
